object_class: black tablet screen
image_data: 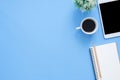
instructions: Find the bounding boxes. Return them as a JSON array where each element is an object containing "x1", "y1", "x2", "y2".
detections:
[{"x1": 100, "y1": 0, "x2": 120, "y2": 34}]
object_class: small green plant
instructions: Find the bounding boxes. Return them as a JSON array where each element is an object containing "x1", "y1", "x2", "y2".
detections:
[{"x1": 74, "y1": 0, "x2": 97, "y2": 11}]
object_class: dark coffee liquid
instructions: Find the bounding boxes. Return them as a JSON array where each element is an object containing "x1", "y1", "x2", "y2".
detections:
[{"x1": 82, "y1": 19, "x2": 96, "y2": 32}]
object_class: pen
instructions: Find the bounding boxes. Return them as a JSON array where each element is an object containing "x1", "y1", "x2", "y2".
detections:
[{"x1": 93, "y1": 47, "x2": 102, "y2": 80}]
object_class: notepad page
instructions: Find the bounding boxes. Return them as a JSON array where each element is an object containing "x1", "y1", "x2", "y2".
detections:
[{"x1": 95, "y1": 42, "x2": 120, "y2": 80}]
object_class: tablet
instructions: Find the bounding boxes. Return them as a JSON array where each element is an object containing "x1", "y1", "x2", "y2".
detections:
[{"x1": 98, "y1": 0, "x2": 120, "y2": 38}]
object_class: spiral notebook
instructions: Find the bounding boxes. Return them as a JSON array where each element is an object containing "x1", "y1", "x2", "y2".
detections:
[{"x1": 90, "y1": 42, "x2": 120, "y2": 80}]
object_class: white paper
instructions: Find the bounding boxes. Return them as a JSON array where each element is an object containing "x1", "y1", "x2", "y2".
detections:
[{"x1": 90, "y1": 42, "x2": 120, "y2": 80}]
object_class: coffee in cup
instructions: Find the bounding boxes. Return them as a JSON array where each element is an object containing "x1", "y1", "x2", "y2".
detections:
[{"x1": 76, "y1": 17, "x2": 98, "y2": 35}]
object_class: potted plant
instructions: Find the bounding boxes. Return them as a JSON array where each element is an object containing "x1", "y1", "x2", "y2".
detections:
[{"x1": 74, "y1": 0, "x2": 97, "y2": 12}]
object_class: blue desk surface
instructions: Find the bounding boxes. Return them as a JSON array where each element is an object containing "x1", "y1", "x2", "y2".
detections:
[{"x1": 0, "y1": 0, "x2": 120, "y2": 80}]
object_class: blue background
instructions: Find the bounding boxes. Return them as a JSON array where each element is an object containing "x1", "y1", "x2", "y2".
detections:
[{"x1": 0, "y1": 0, "x2": 120, "y2": 80}]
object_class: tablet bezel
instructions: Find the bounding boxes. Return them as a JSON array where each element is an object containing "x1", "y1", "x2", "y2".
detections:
[{"x1": 98, "y1": 0, "x2": 120, "y2": 39}]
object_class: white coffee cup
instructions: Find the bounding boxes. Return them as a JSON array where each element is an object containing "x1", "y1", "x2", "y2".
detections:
[{"x1": 76, "y1": 17, "x2": 98, "y2": 35}]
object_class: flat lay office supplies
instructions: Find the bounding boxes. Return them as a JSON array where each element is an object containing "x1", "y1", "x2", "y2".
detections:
[
  {"x1": 1, "y1": 0, "x2": 120, "y2": 80},
  {"x1": 90, "y1": 42, "x2": 120, "y2": 80},
  {"x1": 98, "y1": 0, "x2": 120, "y2": 38},
  {"x1": 76, "y1": 17, "x2": 98, "y2": 35}
]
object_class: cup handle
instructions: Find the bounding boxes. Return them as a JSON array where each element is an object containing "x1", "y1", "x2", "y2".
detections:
[{"x1": 76, "y1": 27, "x2": 81, "y2": 30}]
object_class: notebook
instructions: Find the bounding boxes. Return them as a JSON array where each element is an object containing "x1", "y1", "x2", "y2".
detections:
[{"x1": 90, "y1": 42, "x2": 120, "y2": 80}]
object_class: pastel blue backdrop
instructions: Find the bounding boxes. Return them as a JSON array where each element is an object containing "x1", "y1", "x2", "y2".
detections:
[{"x1": 0, "y1": 0, "x2": 120, "y2": 80}]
